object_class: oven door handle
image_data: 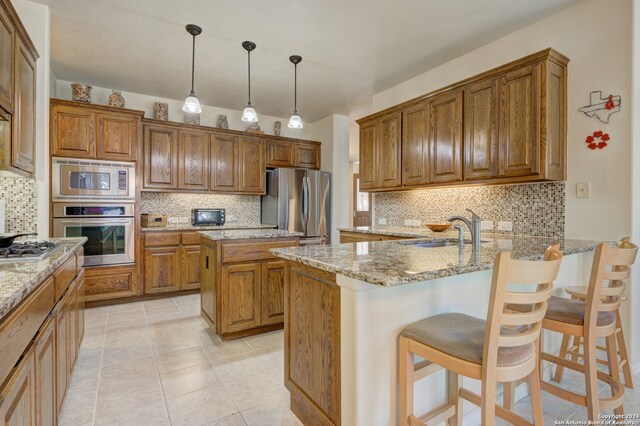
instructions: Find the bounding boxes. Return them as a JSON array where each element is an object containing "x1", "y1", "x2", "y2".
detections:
[{"x1": 54, "y1": 219, "x2": 133, "y2": 225}]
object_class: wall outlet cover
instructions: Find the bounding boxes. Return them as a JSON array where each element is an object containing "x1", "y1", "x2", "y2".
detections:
[
  {"x1": 404, "y1": 219, "x2": 413, "y2": 226},
  {"x1": 378, "y1": 218, "x2": 387, "y2": 225},
  {"x1": 168, "y1": 217, "x2": 179, "y2": 224},
  {"x1": 178, "y1": 217, "x2": 189, "y2": 224},
  {"x1": 480, "y1": 220, "x2": 493, "y2": 231},
  {"x1": 497, "y1": 221, "x2": 513, "y2": 232},
  {"x1": 576, "y1": 182, "x2": 591, "y2": 199},
  {"x1": 412, "y1": 220, "x2": 421, "y2": 227}
]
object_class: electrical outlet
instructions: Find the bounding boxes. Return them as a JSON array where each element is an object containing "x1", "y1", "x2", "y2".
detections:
[
  {"x1": 378, "y1": 218, "x2": 387, "y2": 225},
  {"x1": 481, "y1": 220, "x2": 493, "y2": 231},
  {"x1": 178, "y1": 217, "x2": 189, "y2": 224},
  {"x1": 576, "y1": 182, "x2": 591, "y2": 199},
  {"x1": 227, "y1": 215, "x2": 237, "y2": 222},
  {"x1": 412, "y1": 220, "x2": 421, "y2": 227},
  {"x1": 168, "y1": 217, "x2": 179, "y2": 224},
  {"x1": 404, "y1": 219, "x2": 413, "y2": 226},
  {"x1": 497, "y1": 239, "x2": 513, "y2": 250},
  {"x1": 497, "y1": 221, "x2": 513, "y2": 232}
]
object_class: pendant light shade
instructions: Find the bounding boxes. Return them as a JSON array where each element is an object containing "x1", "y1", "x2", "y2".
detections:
[
  {"x1": 241, "y1": 41, "x2": 258, "y2": 122},
  {"x1": 182, "y1": 25, "x2": 203, "y2": 114},
  {"x1": 288, "y1": 55, "x2": 303, "y2": 129}
]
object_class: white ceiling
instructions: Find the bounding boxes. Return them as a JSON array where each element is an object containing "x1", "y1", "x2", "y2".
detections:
[{"x1": 35, "y1": 0, "x2": 581, "y2": 122}]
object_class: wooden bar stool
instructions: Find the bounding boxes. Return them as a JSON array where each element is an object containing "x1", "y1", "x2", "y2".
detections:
[
  {"x1": 530, "y1": 241, "x2": 636, "y2": 421},
  {"x1": 554, "y1": 237, "x2": 635, "y2": 389},
  {"x1": 398, "y1": 246, "x2": 562, "y2": 426}
]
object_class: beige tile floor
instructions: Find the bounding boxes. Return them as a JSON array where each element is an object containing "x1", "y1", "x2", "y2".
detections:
[{"x1": 59, "y1": 294, "x2": 302, "y2": 426}]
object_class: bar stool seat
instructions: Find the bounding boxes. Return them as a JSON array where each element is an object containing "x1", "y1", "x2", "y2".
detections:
[{"x1": 401, "y1": 313, "x2": 534, "y2": 368}]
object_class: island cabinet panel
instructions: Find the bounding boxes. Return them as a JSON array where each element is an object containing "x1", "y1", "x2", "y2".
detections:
[
  {"x1": 200, "y1": 242, "x2": 216, "y2": 325},
  {"x1": 11, "y1": 34, "x2": 36, "y2": 175},
  {"x1": 221, "y1": 263, "x2": 262, "y2": 333},
  {"x1": 211, "y1": 133, "x2": 240, "y2": 192},
  {"x1": 266, "y1": 139, "x2": 295, "y2": 168},
  {"x1": 180, "y1": 245, "x2": 202, "y2": 290},
  {"x1": 55, "y1": 297, "x2": 68, "y2": 413},
  {"x1": 0, "y1": 4, "x2": 13, "y2": 111},
  {"x1": 261, "y1": 260, "x2": 286, "y2": 326},
  {"x1": 358, "y1": 121, "x2": 377, "y2": 190},
  {"x1": 0, "y1": 348, "x2": 36, "y2": 426},
  {"x1": 377, "y1": 112, "x2": 402, "y2": 189},
  {"x1": 50, "y1": 104, "x2": 96, "y2": 158},
  {"x1": 285, "y1": 262, "x2": 340, "y2": 426},
  {"x1": 464, "y1": 79, "x2": 498, "y2": 181},
  {"x1": 401, "y1": 102, "x2": 429, "y2": 186},
  {"x1": 295, "y1": 142, "x2": 320, "y2": 170},
  {"x1": 499, "y1": 63, "x2": 541, "y2": 178},
  {"x1": 178, "y1": 129, "x2": 209, "y2": 190},
  {"x1": 34, "y1": 316, "x2": 56, "y2": 426},
  {"x1": 239, "y1": 137, "x2": 266, "y2": 194},
  {"x1": 96, "y1": 112, "x2": 139, "y2": 161},
  {"x1": 144, "y1": 124, "x2": 178, "y2": 189},
  {"x1": 428, "y1": 91, "x2": 463, "y2": 183},
  {"x1": 144, "y1": 246, "x2": 180, "y2": 294}
]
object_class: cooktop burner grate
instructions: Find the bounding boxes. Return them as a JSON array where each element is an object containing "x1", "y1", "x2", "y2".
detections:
[{"x1": 0, "y1": 241, "x2": 62, "y2": 260}]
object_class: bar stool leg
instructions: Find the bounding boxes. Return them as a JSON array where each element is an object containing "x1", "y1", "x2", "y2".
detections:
[
  {"x1": 480, "y1": 377, "x2": 497, "y2": 426},
  {"x1": 447, "y1": 371, "x2": 462, "y2": 426},
  {"x1": 584, "y1": 335, "x2": 600, "y2": 420},
  {"x1": 398, "y1": 336, "x2": 413, "y2": 425},
  {"x1": 529, "y1": 341, "x2": 544, "y2": 426},
  {"x1": 502, "y1": 382, "x2": 514, "y2": 410},
  {"x1": 615, "y1": 310, "x2": 634, "y2": 389},
  {"x1": 553, "y1": 334, "x2": 571, "y2": 382},
  {"x1": 606, "y1": 333, "x2": 624, "y2": 416}
]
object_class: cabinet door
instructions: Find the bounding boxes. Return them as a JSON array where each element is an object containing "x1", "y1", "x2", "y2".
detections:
[
  {"x1": 358, "y1": 120, "x2": 377, "y2": 190},
  {"x1": 377, "y1": 112, "x2": 402, "y2": 188},
  {"x1": 266, "y1": 139, "x2": 295, "y2": 168},
  {"x1": 35, "y1": 316, "x2": 56, "y2": 426},
  {"x1": 55, "y1": 301, "x2": 68, "y2": 413},
  {"x1": 211, "y1": 133, "x2": 239, "y2": 192},
  {"x1": 499, "y1": 63, "x2": 541, "y2": 177},
  {"x1": 261, "y1": 260, "x2": 285, "y2": 326},
  {"x1": 181, "y1": 245, "x2": 201, "y2": 290},
  {"x1": 464, "y1": 79, "x2": 498, "y2": 180},
  {"x1": 66, "y1": 288, "x2": 78, "y2": 373},
  {"x1": 143, "y1": 125, "x2": 178, "y2": 189},
  {"x1": 428, "y1": 91, "x2": 463, "y2": 183},
  {"x1": 0, "y1": 5, "x2": 14, "y2": 111},
  {"x1": 84, "y1": 264, "x2": 138, "y2": 303},
  {"x1": 11, "y1": 35, "x2": 36, "y2": 175},
  {"x1": 50, "y1": 104, "x2": 96, "y2": 158},
  {"x1": 544, "y1": 60, "x2": 566, "y2": 181},
  {"x1": 295, "y1": 143, "x2": 320, "y2": 170},
  {"x1": 221, "y1": 263, "x2": 261, "y2": 334},
  {"x1": 144, "y1": 247, "x2": 180, "y2": 294},
  {"x1": 178, "y1": 129, "x2": 209, "y2": 190},
  {"x1": 239, "y1": 137, "x2": 265, "y2": 194},
  {"x1": 401, "y1": 103, "x2": 429, "y2": 186},
  {"x1": 75, "y1": 274, "x2": 85, "y2": 353},
  {"x1": 96, "y1": 112, "x2": 139, "y2": 161},
  {"x1": 0, "y1": 349, "x2": 36, "y2": 426},
  {"x1": 200, "y1": 243, "x2": 216, "y2": 324}
]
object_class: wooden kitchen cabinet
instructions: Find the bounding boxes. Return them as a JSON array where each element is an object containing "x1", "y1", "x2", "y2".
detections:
[
  {"x1": 0, "y1": 348, "x2": 36, "y2": 425},
  {"x1": 266, "y1": 139, "x2": 295, "y2": 168},
  {"x1": 0, "y1": 3, "x2": 14, "y2": 112},
  {"x1": 181, "y1": 245, "x2": 202, "y2": 290},
  {"x1": 11, "y1": 33, "x2": 36, "y2": 175},
  {"x1": 221, "y1": 263, "x2": 262, "y2": 333},
  {"x1": 295, "y1": 142, "x2": 320, "y2": 169},
  {"x1": 428, "y1": 90, "x2": 463, "y2": 183},
  {"x1": 84, "y1": 264, "x2": 138, "y2": 303},
  {"x1": 178, "y1": 129, "x2": 209, "y2": 190},
  {"x1": 401, "y1": 102, "x2": 429, "y2": 186},
  {"x1": 358, "y1": 112, "x2": 402, "y2": 190},
  {"x1": 359, "y1": 120, "x2": 377, "y2": 190},
  {"x1": 211, "y1": 133, "x2": 240, "y2": 192},
  {"x1": 55, "y1": 294, "x2": 68, "y2": 412},
  {"x1": 144, "y1": 246, "x2": 180, "y2": 294},
  {"x1": 34, "y1": 315, "x2": 56, "y2": 426},
  {"x1": 464, "y1": 79, "x2": 499, "y2": 180},
  {"x1": 144, "y1": 123, "x2": 178, "y2": 189},
  {"x1": 239, "y1": 137, "x2": 265, "y2": 194},
  {"x1": 261, "y1": 260, "x2": 286, "y2": 326},
  {"x1": 50, "y1": 103, "x2": 96, "y2": 158},
  {"x1": 96, "y1": 111, "x2": 139, "y2": 161}
]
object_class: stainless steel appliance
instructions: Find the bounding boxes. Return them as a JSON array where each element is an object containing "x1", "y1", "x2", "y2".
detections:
[
  {"x1": 192, "y1": 209, "x2": 225, "y2": 226},
  {"x1": 52, "y1": 203, "x2": 135, "y2": 266},
  {"x1": 52, "y1": 157, "x2": 136, "y2": 202},
  {"x1": 261, "y1": 169, "x2": 331, "y2": 244},
  {"x1": 0, "y1": 241, "x2": 63, "y2": 262}
]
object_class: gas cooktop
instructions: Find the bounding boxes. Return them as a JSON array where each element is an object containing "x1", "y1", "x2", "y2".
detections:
[{"x1": 0, "y1": 241, "x2": 63, "y2": 262}]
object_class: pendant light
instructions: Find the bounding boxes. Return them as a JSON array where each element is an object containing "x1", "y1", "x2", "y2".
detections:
[
  {"x1": 288, "y1": 55, "x2": 303, "y2": 129},
  {"x1": 182, "y1": 24, "x2": 203, "y2": 114},
  {"x1": 241, "y1": 41, "x2": 258, "y2": 122}
]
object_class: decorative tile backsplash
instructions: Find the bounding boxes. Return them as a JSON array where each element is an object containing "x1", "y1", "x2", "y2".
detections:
[
  {"x1": 374, "y1": 182, "x2": 565, "y2": 237},
  {"x1": 140, "y1": 192, "x2": 261, "y2": 224},
  {"x1": 0, "y1": 177, "x2": 37, "y2": 233}
]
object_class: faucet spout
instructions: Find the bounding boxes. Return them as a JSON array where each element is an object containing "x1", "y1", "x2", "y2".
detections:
[{"x1": 447, "y1": 211, "x2": 482, "y2": 250}]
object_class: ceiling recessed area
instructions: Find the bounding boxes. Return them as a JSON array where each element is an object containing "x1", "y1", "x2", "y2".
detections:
[{"x1": 35, "y1": 0, "x2": 581, "y2": 121}]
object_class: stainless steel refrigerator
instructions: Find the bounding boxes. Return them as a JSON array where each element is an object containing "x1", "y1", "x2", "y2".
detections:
[{"x1": 261, "y1": 169, "x2": 331, "y2": 245}]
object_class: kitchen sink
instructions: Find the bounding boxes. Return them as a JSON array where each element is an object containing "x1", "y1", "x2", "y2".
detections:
[{"x1": 400, "y1": 239, "x2": 489, "y2": 248}]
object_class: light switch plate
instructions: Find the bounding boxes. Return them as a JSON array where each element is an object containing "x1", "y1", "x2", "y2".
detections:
[
  {"x1": 497, "y1": 221, "x2": 513, "y2": 232},
  {"x1": 378, "y1": 218, "x2": 387, "y2": 225},
  {"x1": 178, "y1": 217, "x2": 189, "y2": 224},
  {"x1": 481, "y1": 220, "x2": 493, "y2": 231},
  {"x1": 576, "y1": 182, "x2": 591, "y2": 198}
]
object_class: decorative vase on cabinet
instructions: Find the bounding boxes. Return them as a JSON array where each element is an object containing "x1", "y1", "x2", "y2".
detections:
[
  {"x1": 108, "y1": 90, "x2": 125, "y2": 108},
  {"x1": 71, "y1": 83, "x2": 92, "y2": 103}
]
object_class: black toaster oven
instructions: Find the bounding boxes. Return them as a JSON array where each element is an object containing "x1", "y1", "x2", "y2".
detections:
[{"x1": 192, "y1": 209, "x2": 225, "y2": 226}]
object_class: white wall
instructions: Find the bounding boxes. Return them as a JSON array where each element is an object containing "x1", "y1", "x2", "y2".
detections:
[
  {"x1": 630, "y1": 0, "x2": 640, "y2": 373},
  {"x1": 55, "y1": 80, "x2": 312, "y2": 140},
  {"x1": 12, "y1": 0, "x2": 50, "y2": 238}
]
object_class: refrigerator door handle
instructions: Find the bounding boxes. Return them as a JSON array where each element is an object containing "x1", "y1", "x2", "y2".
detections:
[
  {"x1": 304, "y1": 177, "x2": 311, "y2": 222},
  {"x1": 301, "y1": 176, "x2": 307, "y2": 234}
]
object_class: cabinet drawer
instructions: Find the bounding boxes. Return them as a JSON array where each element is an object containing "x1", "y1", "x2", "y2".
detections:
[
  {"x1": 0, "y1": 276, "x2": 54, "y2": 388},
  {"x1": 221, "y1": 240, "x2": 297, "y2": 264},
  {"x1": 54, "y1": 255, "x2": 77, "y2": 301},
  {"x1": 181, "y1": 232, "x2": 201, "y2": 245},
  {"x1": 144, "y1": 232, "x2": 181, "y2": 247}
]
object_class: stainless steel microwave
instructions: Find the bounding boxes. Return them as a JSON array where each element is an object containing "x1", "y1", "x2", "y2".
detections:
[
  {"x1": 52, "y1": 157, "x2": 136, "y2": 202},
  {"x1": 192, "y1": 209, "x2": 225, "y2": 226}
]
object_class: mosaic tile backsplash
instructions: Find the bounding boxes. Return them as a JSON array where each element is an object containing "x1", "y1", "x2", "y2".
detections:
[
  {"x1": 374, "y1": 182, "x2": 565, "y2": 237},
  {"x1": 140, "y1": 192, "x2": 261, "y2": 224},
  {"x1": 0, "y1": 177, "x2": 37, "y2": 233}
]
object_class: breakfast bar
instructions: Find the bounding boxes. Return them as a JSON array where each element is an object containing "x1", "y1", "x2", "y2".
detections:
[{"x1": 272, "y1": 235, "x2": 604, "y2": 426}]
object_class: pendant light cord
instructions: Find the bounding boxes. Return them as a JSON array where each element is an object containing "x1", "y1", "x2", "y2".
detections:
[
  {"x1": 294, "y1": 63, "x2": 297, "y2": 114},
  {"x1": 190, "y1": 34, "x2": 196, "y2": 94},
  {"x1": 247, "y1": 50, "x2": 252, "y2": 105}
]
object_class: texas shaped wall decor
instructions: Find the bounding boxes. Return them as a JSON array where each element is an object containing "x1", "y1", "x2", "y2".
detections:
[{"x1": 578, "y1": 90, "x2": 621, "y2": 123}]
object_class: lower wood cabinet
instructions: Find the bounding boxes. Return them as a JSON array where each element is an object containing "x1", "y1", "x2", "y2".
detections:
[
  {"x1": 0, "y1": 348, "x2": 36, "y2": 425},
  {"x1": 181, "y1": 245, "x2": 202, "y2": 290},
  {"x1": 261, "y1": 261, "x2": 286, "y2": 326},
  {"x1": 34, "y1": 316, "x2": 56, "y2": 426},
  {"x1": 221, "y1": 263, "x2": 262, "y2": 333},
  {"x1": 84, "y1": 264, "x2": 138, "y2": 303},
  {"x1": 144, "y1": 246, "x2": 180, "y2": 294}
]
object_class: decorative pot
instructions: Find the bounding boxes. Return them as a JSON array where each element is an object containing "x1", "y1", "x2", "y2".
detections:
[
  {"x1": 71, "y1": 83, "x2": 92, "y2": 103},
  {"x1": 274, "y1": 121, "x2": 281, "y2": 136},
  {"x1": 217, "y1": 115, "x2": 228, "y2": 129},
  {"x1": 109, "y1": 90, "x2": 125, "y2": 108},
  {"x1": 184, "y1": 112, "x2": 200, "y2": 126},
  {"x1": 153, "y1": 102, "x2": 169, "y2": 121}
]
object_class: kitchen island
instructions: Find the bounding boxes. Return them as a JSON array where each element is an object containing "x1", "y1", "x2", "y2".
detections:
[
  {"x1": 199, "y1": 229, "x2": 302, "y2": 340},
  {"x1": 271, "y1": 234, "x2": 604, "y2": 426}
]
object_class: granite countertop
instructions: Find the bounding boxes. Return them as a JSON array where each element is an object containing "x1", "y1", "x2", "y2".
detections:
[
  {"x1": 199, "y1": 229, "x2": 303, "y2": 241},
  {"x1": 339, "y1": 226, "x2": 457, "y2": 238},
  {"x1": 0, "y1": 238, "x2": 87, "y2": 321},
  {"x1": 271, "y1": 235, "x2": 605, "y2": 286},
  {"x1": 141, "y1": 223, "x2": 276, "y2": 232}
]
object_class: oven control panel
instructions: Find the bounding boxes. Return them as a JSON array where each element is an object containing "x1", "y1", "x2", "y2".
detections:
[{"x1": 118, "y1": 171, "x2": 127, "y2": 190}]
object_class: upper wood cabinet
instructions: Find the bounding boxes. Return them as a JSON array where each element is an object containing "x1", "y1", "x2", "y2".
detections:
[
  {"x1": 294, "y1": 142, "x2": 320, "y2": 169},
  {"x1": 265, "y1": 139, "x2": 320, "y2": 170},
  {"x1": 357, "y1": 48, "x2": 568, "y2": 191},
  {"x1": 211, "y1": 133, "x2": 240, "y2": 192},
  {"x1": 178, "y1": 129, "x2": 209, "y2": 190},
  {"x1": 239, "y1": 137, "x2": 265, "y2": 193},
  {"x1": 50, "y1": 99, "x2": 143, "y2": 161},
  {"x1": 0, "y1": 3, "x2": 14, "y2": 112},
  {"x1": 143, "y1": 124, "x2": 178, "y2": 190}
]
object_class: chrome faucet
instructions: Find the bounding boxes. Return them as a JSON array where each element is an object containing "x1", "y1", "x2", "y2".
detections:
[
  {"x1": 447, "y1": 209, "x2": 482, "y2": 250},
  {"x1": 452, "y1": 224, "x2": 464, "y2": 246}
]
